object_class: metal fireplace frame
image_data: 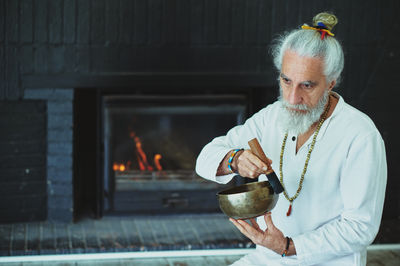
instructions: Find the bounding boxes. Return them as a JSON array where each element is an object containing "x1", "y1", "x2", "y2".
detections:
[
  {"x1": 101, "y1": 93, "x2": 248, "y2": 215},
  {"x1": 72, "y1": 83, "x2": 276, "y2": 220}
]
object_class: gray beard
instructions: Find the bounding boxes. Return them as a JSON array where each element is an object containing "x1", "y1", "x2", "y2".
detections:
[{"x1": 277, "y1": 88, "x2": 329, "y2": 136}]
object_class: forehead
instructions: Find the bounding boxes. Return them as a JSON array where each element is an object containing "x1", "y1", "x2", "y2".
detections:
[{"x1": 281, "y1": 50, "x2": 325, "y2": 80}]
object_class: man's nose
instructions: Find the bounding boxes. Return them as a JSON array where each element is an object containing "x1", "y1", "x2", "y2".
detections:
[{"x1": 287, "y1": 86, "x2": 302, "y2": 105}]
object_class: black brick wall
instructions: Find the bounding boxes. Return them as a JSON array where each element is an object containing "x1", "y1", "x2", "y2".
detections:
[
  {"x1": 0, "y1": 0, "x2": 399, "y2": 225},
  {"x1": 24, "y1": 89, "x2": 74, "y2": 223},
  {"x1": 0, "y1": 101, "x2": 47, "y2": 223},
  {"x1": 0, "y1": 0, "x2": 397, "y2": 96}
]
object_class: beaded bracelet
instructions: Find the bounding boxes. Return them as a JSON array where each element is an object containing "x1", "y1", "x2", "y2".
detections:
[
  {"x1": 281, "y1": 237, "x2": 290, "y2": 257},
  {"x1": 227, "y1": 149, "x2": 243, "y2": 173}
]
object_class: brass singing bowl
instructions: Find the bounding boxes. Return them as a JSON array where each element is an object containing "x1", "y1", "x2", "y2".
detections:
[{"x1": 217, "y1": 181, "x2": 279, "y2": 220}]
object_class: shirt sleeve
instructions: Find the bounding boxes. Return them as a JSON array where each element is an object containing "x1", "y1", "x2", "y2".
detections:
[
  {"x1": 195, "y1": 107, "x2": 269, "y2": 184},
  {"x1": 292, "y1": 131, "x2": 387, "y2": 265}
]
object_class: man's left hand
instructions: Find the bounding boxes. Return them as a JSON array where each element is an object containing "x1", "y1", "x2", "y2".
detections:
[{"x1": 230, "y1": 212, "x2": 286, "y2": 255}]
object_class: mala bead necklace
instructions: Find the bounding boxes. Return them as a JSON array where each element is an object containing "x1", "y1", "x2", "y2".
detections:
[{"x1": 279, "y1": 96, "x2": 331, "y2": 216}]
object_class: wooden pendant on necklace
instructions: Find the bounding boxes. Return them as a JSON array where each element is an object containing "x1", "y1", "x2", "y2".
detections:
[{"x1": 287, "y1": 203, "x2": 292, "y2": 216}]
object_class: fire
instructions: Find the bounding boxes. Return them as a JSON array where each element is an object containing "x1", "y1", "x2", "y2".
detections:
[
  {"x1": 113, "y1": 131, "x2": 163, "y2": 172},
  {"x1": 137, "y1": 154, "x2": 146, "y2": 171},
  {"x1": 133, "y1": 136, "x2": 153, "y2": 171},
  {"x1": 113, "y1": 162, "x2": 126, "y2": 172},
  {"x1": 154, "y1": 154, "x2": 163, "y2": 171}
]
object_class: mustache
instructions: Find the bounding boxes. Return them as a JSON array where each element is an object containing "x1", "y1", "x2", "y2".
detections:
[
  {"x1": 277, "y1": 86, "x2": 329, "y2": 113},
  {"x1": 280, "y1": 100, "x2": 309, "y2": 111},
  {"x1": 277, "y1": 94, "x2": 311, "y2": 112}
]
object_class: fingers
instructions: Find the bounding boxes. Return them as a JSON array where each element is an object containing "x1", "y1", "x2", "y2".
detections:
[
  {"x1": 230, "y1": 218, "x2": 265, "y2": 246},
  {"x1": 237, "y1": 220, "x2": 260, "y2": 235},
  {"x1": 238, "y1": 163, "x2": 261, "y2": 179},
  {"x1": 263, "y1": 212, "x2": 275, "y2": 230},
  {"x1": 250, "y1": 218, "x2": 260, "y2": 230},
  {"x1": 229, "y1": 218, "x2": 252, "y2": 238},
  {"x1": 237, "y1": 150, "x2": 270, "y2": 178}
]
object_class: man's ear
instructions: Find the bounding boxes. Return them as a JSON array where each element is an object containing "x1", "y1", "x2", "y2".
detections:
[{"x1": 328, "y1": 80, "x2": 336, "y2": 91}]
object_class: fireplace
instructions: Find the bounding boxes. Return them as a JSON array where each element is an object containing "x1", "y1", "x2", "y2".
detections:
[
  {"x1": 19, "y1": 86, "x2": 268, "y2": 221},
  {"x1": 102, "y1": 94, "x2": 247, "y2": 214},
  {"x1": 19, "y1": 86, "x2": 271, "y2": 222}
]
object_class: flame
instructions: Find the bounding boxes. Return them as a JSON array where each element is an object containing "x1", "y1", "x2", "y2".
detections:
[
  {"x1": 154, "y1": 154, "x2": 163, "y2": 171},
  {"x1": 137, "y1": 154, "x2": 146, "y2": 171},
  {"x1": 133, "y1": 135, "x2": 153, "y2": 171},
  {"x1": 113, "y1": 131, "x2": 163, "y2": 172},
  {"x1": 113, "y1": 163, "x2": 126, "y2": 172}
]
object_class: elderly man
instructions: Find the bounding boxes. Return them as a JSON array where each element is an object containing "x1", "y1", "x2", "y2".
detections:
[{"x1": 196, "y1": 12, "x2": 387, "y2": 265}]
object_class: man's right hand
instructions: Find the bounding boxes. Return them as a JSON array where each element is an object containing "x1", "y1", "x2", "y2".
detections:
[
  {"x1": 216, "y1": 149, "x2": 272, "y2": 178},
  {"x1": 233, "y1": 149, "x2": 273, "y2": 178}
]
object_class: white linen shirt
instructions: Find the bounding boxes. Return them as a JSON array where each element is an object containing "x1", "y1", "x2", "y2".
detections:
[{"x1": 196, "y1": 93, "x2": 387, "y2": 265}]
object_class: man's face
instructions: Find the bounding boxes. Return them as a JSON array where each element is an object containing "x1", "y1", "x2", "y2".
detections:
[
  {"x1": 279, "y1": 50, "x2": 335, "y2": 112},
  {"x1": 277, "y1": 50, "x2": 336, "y2": 135}
]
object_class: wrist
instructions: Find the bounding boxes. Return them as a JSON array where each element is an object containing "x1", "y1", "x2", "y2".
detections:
[
  {"x1": 281, "y1": 236, "x2": 290, "y2": 257},
  {"x1": 227, "y1": 149, "x2": 243, "y2": 173},
  {"x1": 287, "y1": 238, "x2": 296, "y2": 256}
]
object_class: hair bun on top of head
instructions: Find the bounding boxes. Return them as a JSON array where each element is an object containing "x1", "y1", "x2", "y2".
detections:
[
  {"x1": 312, "y1": 12, "x2": 338, "y2": 31},
  {"x1": 301, "y1": 12, "x2": 338, "y2": 39}
]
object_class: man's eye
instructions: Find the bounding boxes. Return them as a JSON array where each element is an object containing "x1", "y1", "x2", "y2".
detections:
[
  {"x1": 302, "y1": 83, "x2": 313, "y2": 89},
  {"x1": 282, "y1": 77, "x2": 290, "y2": 84}
]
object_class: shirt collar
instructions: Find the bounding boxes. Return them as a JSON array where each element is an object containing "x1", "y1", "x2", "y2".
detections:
[
  {"x1": 315, "y1": 91, "x2": 344, "y2": 142},
  {"x1": 287, "y1": 91, "x2": 344, "y2": 147}
]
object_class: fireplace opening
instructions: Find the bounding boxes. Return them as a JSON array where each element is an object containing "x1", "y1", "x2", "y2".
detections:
[{"x1": 102, "y1": 94, "x2": 247, "y2": 214}]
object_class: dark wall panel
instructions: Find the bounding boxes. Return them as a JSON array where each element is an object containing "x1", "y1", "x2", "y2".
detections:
[
  {"x1": 189, "y1": 0, "x2": 203, "y2": 44},
  {"x1": 0, "y1": 46, "x2": 4, "y2": 99},
  {"x1": 47, "y1": 46, "x2": 65, "y2": 73},
  {"x1": 5, "y1": 47, "x2": 19, "y2": 100},
  {"x1": 77, "y1": 0, "x2": 90, "y2": 44},
  {"x1": 20, "y1": 0, "x2": 33, "y2": 44},
  {"x1": 244, "y1": 0, "x2": 259, "y2": 44},
  {"x1": 20, "y1": 46, "x2": 34, "y2": 74},
  {"x1": 5, "y1": 0, "x2": 18, "y2": 44},
  {"x1": 0, "y1": 0, "x2": 398, "y2": 232},
  {"x1": 163, "y1": 0, "x2": 176, "y2": 44},
  {"x1": 119, "y1": 0, "x2": 134, "y2": 44},
  {"x1": 204, "y1": 0, "x2": 218, "y2": 44},
  {"x1": 217, "y1": 0, "x2": 232, "y2": 44},
  {"x1": 134, "y1": 0, "x2": 149, "y2": 45},
  {"x1": 0, "y1": 101, "x2": 47, "y2": 223},
  {"x1": 0, "y1": 0, "x2": 4, "y2": 44},
  {"x1": 64, "y1": 0, "x2": 76, "y2": 44},
  {"x1": 148, "y1": 0, "x2": 162, "y2": 44},
  {"x1": 75, "y1": 46, "x2": 90, "y2": 73},
  {"x1": 231, "y1": 0, "x2": 245, "y2": 44},
  {"x1": 49, "y1": 0, "x2": 63, "y2": 44},
  {"x1": 91, "y1": 0, "x2": 105, "y2": 44},
  {"x1": 33, "y1": 0, "x2": 48, "y2": 43},
  {"x1": 34, "y1": 46, "x2": 48, "y2": 73},
  {"x1": 105, "y1": 0, "x2": 118, "y2": 43},
  {"x1": 0, "y1": 0, "x2": 399, "y2": 98}
]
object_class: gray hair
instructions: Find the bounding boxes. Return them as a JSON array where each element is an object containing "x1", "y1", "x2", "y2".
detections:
[{"x1": 271, "y1": 29, "x2": 345, "y2": 85}]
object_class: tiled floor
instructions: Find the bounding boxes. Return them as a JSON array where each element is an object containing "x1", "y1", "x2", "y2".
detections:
[
  {"x1": 0, "y1": 214, "x2": 399, "y2": 265},
  {"x1": 0, "y1": 214, "x2": 252, "y2": 256}
]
